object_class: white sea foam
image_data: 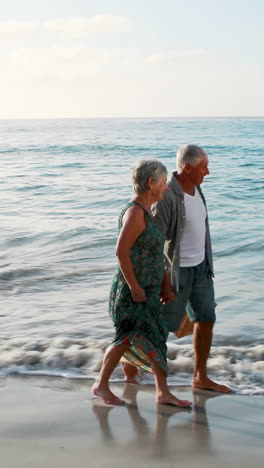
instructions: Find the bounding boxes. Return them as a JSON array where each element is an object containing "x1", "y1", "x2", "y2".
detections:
[{"x1": 0, "y1": 337, "x2": 263, "y2": 394}]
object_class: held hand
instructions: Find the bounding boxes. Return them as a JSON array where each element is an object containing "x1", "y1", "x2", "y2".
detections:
[
  {"x1": 160, "y1": 289, "x2": 177, "y2": 305},
  {"x1": 168, "y1": 290, "x2": 177, "y2": 303},
  {"x1": 160, "y1": 274, "x2": 176, "y2": 305},
  {"x1": 131, "y1": 285, "x2": 147, "y2": 303}
]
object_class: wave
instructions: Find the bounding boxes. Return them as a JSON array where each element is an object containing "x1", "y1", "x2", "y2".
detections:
[
  {"x1": 0, "y1": 267, "x2": 46, "y2": 281},
  {"x1": 215, "y1": 239, "x2": 264, "y2": 257},
  {"x1": 0, "y1": 143, "x2": 174, "y2": 156},
  {"x1": 3, "y1": 227, "x2": 95, "y2": 249},
  {"x1": 0, "y1": 337, "x2": 263, "y2": 395},
  {"x1": 15, "y1": 185, "x2": 48, "y2": 191},
  {"x1": 0, "y1": 145, "x2": 91, "y2": 154}
]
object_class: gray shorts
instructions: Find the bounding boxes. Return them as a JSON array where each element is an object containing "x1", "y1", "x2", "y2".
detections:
[{"x1": 164, "y1": 259, "x2": 216, "y2": 332}]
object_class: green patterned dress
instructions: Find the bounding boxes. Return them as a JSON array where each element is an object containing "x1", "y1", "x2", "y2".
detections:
[{"x1": 109, "y1": 201, "x2": 169, "y2": 374}]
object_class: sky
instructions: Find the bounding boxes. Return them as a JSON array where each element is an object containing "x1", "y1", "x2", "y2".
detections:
[{"x1": 1, "y1": 0, "x2": 263, "y2": 118}]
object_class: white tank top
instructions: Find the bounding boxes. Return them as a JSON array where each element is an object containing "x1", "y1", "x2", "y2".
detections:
[{"x1": 179, "y1": 187, "x2": 206, "y2": 267}]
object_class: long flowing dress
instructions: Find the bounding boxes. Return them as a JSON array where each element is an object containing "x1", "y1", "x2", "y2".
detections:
[{"x1": 109, "y1": 201, "x2": 169, "y2": 374}]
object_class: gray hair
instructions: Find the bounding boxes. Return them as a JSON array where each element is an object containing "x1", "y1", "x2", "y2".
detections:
[
  {"x1": 131, "y1": 159, "x2": 167, "y2": 194},
  {"x1": 176, "y1": 144, "x2": 206, "y2": 172}
]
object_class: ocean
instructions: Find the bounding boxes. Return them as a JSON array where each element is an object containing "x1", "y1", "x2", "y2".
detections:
[{"x1": 0, "y1": 117, "x2": 263, "y2": 394}]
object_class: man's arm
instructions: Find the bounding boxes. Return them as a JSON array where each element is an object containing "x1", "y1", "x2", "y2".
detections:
[
  {"x1": 152, "y1": 189, "x2": 176, "y2": 298},
  {"x1": 160, "y1": 272, "x2": 177, "y2": 304}
]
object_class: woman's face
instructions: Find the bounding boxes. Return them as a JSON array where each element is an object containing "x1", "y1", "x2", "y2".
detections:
[{"x1": 149, "y1": 173, "x2": 168, "y2": 201}]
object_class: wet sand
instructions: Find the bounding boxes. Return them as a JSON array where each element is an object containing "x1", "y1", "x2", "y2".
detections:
[{"x1": 0, "y1": 376, "x2": 263, "y2": 468}]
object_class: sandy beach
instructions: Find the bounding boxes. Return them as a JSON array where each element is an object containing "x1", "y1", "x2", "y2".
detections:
[{"x1": 0, "y1": 376, "x2": 263, "y2": 468}]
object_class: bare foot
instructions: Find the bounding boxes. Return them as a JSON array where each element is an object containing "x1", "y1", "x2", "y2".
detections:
[
  {"x1": 192, "y1": 377, "x2": 232, "y2": 393},
  {"x1": 124, "y1": 377, "x2": 140, "y2": 384},
  {"x1": 156, "y1": 392, "x2": 192, "y2": 408},
  {"x1": 92, "y1": 382, "x2": 125, "y2": 405}
]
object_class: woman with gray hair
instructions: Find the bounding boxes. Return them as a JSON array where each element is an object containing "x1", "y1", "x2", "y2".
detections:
[{"x1": 92, "y1": 159, "x2": 192, "y2": 408}]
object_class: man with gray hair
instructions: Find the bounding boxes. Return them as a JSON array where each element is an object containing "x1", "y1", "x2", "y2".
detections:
[{"x1": 152, "y1": 144, "x2": 232, "y2": 392}]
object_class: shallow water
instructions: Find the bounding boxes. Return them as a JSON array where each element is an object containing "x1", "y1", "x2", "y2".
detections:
[{"x1": 0, "y1": 117, "x2": 263, "y2": 393}]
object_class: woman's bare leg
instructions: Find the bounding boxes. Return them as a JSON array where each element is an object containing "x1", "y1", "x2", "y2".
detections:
[
  {"x1": 92, "y1": 344, "x2": 130, "y2": 405},
  {"x1": 121, "y1": 361, "x2": 139, "y2": 383},
  {"x1": 152, "y1": 362, "x2": 192, "y2": 408}
]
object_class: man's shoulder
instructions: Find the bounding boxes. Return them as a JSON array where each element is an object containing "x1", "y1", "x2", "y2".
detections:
[{"x1": 167, "y1": 173, "x2": 183, "y2": 197}]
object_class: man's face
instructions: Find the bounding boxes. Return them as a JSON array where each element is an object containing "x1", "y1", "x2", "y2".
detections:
[{"x1": 186, "y1": 155, "x2": 209, "y2": 185}]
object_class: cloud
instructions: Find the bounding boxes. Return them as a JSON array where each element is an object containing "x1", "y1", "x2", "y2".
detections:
[
  {"x1": 4, "y1": 44, "x2": 217, "y2": 84},
  {"x1": 146, "y1": 49, "x2": 215, "y2": 66},
  {"x1": 0, "y1": 21, "x2": 263, "y2": 117},
  {"x1": 6, "y1": 45, "x2": 135, "y2": 82},
  {"x1": 0, "y1": 20, "x2": 39, "y2": 40},
  {"x1": 1, "y1": 62, "x2": 264, "y2": 118},
  {"x1": 44, "y1": 15, "x2": 133, "y2": 38},
  {"x1": 0, "y1": 14, "x2": 133, "y2": 41}
]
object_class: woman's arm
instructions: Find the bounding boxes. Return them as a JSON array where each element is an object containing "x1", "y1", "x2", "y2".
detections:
[{"x1": 116, "y1": 204, "x2": 147, "y2": 302}]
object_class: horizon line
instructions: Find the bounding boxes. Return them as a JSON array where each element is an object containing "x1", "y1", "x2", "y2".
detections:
[{"x1": 0, "y1": 115, "x2": 264, "y2": 120}]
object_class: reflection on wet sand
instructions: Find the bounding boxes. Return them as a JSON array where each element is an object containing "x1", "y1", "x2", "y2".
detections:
[{"x1": 92, "y1": 384, "x2": 224, "y2": 459}]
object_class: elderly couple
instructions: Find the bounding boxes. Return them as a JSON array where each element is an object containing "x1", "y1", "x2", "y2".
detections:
[{"x1": 92, "y1": 144, "x2": 232, "y2": 407}]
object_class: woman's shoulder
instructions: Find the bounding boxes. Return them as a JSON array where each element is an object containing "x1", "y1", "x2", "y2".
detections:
[
  {"x1": 117, "y1": 201, "x2": 146, "y2": 234},
  {"x1": 122, "y1": 202, "x2": 145, "y2": 221}
]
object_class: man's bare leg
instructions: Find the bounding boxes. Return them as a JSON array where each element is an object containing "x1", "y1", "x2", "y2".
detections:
[
  {"x1": 192, "y1": 321, "x2": 232, "y2": 392},
  {"x1": 92, "y1": 344, "x2": 130, "y2": 405},
  {"x1": 121, "y1": 361, "x2": 139, "y2": 383}
]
